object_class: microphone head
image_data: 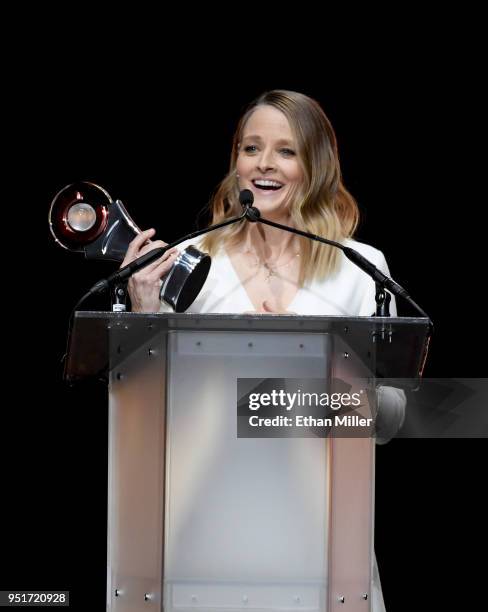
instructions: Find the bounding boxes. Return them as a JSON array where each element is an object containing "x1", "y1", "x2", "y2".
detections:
[{"x1": 239, "y1": 189, "x2": 254, "y2": 208}]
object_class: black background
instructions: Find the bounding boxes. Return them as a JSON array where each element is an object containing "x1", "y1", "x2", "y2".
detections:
[{"x1": 2, "y1": 21, "x2": 486, "y2": 612}]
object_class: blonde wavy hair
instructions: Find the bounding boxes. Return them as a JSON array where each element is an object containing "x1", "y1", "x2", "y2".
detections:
[{"x1": 200, "y1": 90, "x2": 359, "y2": 285}]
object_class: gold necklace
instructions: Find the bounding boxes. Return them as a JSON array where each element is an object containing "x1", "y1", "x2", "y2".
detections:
[{"x1": 242, "y1": 249, "x2": 300, "y2": 281}]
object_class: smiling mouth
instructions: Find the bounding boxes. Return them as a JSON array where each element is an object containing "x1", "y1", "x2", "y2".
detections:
[{"x1": 252, "y1": 179, "x2": 284, "y2": 192}]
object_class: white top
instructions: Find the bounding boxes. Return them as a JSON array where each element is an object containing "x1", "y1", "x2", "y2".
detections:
[{"x1": 161, "y1": 237, "x2": 397, "y2": 317}]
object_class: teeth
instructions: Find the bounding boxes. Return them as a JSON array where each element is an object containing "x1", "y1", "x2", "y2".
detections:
[{"x1": 253, "y1": 180, "x2": 283, "y2": 188}]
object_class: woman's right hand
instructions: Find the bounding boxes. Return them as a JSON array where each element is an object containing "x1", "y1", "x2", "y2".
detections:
[{"x1": 121, "y1": 228, "x2": 179, "y2": 313}]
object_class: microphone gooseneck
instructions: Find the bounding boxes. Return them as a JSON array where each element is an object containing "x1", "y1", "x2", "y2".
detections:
[
  {"x1": 239, "y1": 189, "x2": 429, "y2": 319},
  {"x1": 84, "y1": 202, "x2": 249, "y2": 300}
]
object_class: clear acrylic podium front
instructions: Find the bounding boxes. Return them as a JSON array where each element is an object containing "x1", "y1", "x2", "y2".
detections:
[{"x1": 66, "y1": 312, "x2": 430, "y2": 612}]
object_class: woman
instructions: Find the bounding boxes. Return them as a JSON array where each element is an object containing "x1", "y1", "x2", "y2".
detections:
[
  {"x1": 122, "y1": 90, "x2": 403, "y2": 611},
  {"x1": 122, "y1": 90, "x2": 394, "y2": 318}
]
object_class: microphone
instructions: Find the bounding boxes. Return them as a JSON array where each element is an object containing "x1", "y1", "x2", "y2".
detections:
[
  {"x1": 239, "y1": 189, "x2": 254, "y2": 208},
  {"x1": 239, "y1": 189, "x2": 261, "y2": 222}
]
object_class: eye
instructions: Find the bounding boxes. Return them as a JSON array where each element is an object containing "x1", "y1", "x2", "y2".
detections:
[
  {"x1": 280, "y1": 148, "x2": 296, "y2": 156},
  {"x1": 243, "y1": 145, "x2": 258, "y2": 154}
]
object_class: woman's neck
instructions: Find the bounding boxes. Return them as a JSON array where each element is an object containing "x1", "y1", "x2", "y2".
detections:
[{"x1": 243, "y1": 218, "x2": 298, "y2": 262}]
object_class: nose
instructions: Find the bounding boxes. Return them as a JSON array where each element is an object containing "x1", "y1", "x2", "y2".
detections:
[{"x1": 256, "y1": 148, "x2": 275, "y2": 173}]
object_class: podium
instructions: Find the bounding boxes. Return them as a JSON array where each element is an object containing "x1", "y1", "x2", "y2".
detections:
[{"x1": 66, "y1": 312, "x2": 430, "y2": 612}]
